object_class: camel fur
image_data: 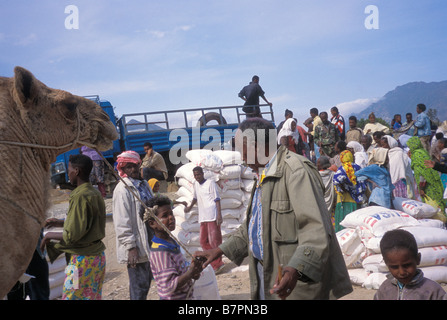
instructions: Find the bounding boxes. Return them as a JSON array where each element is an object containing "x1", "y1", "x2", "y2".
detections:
[{"x1": 0, "y1": 67, "x2": 118, "y2": 298}]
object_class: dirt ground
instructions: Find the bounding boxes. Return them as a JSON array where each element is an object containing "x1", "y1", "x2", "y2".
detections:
[{"x1": 47, "y1": 188, "x2": 376, "y2": 300}]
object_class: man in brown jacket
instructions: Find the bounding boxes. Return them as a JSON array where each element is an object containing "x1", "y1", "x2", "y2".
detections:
[{"x1": 195, "y1": 118, "x2": 352, "y2": 300}]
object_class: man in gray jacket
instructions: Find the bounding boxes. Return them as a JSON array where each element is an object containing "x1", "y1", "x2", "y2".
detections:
[
  {"x1": 113, "y1": 150, "x2": 154, "y2": 300},
  {"x1": 195, "y1": 118, "x2": 352, "y2": 300}
]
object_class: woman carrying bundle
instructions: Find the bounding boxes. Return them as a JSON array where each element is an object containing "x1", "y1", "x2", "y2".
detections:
[{"x1": 333, "y1": 150, "x2": 367, "y2": 232}]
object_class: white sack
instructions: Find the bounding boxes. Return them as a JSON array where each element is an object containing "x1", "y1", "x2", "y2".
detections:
[
  {"x1": 393, "y1": 197, "x2": 438, "y2": 218},
  {"x1": 186, "y1": 149, "x2": 223, "y2": 172},
  {"x1": 193, "y1": 265, "x2": 221, "y2": 300},
  {"x1": 219, "y1": 165, "x2": 242, "y2": 180},
  {"x1": 340, "y1": 207, "x2": 419, "y2": 236},
  {"x1": 213, "y1": 150, "x2": 243, "y2": 165}
]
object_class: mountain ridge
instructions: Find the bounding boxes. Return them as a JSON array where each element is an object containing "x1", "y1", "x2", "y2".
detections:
[{"x1": 353, "y1": 80, "x2": 447, "y2": 122}]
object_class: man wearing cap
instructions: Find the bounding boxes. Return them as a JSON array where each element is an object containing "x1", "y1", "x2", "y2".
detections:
[{"x1": 112, "y1": 150, "x2": 154, "y2": 300}]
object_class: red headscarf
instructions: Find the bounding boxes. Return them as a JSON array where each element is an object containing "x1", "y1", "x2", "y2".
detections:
[{"x1": 116, "y1": 150, "x2": 141, "y2": 177}]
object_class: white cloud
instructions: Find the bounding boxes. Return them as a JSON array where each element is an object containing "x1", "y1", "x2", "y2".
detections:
[
  {"x1": 336, "y1": 97, "x2": 381, "y2": 116},
  {"x1": 67, "y1": 79, "x2": 159, "y2": 97},
  {"x1": 14, "y1": 33, "x2": 38, "y2": 46}
]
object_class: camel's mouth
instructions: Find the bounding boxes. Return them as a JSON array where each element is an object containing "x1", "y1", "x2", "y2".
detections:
[{"x1": 93, "y1": 120, "x2": 119, "y2": 151}]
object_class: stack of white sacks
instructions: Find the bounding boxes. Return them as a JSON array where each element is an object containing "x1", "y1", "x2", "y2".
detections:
[
  {"x1": 337, "y1": 197, "x2": 447, "y2": 290},
  {"x1": 47, "y1": 254, "x2": 66, "y2": 300},
  {"x1": 173, "y1": 149, "x2": 255, "y2": 254}
]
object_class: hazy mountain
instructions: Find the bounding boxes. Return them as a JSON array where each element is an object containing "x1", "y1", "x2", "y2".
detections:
[
  {"x1": 126, "y1": 118, "x2": 164, "y2": 131},
  {"x1": 353, "y1": 81, "x2": 447, "y2": 122}
]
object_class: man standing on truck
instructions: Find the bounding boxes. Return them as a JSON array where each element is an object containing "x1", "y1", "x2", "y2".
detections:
[
  {"x1": 238, "y1": 75, "x2": 272, "y2": 118},
  {"x1": 140, "y1": 142, "x2": 168, "y2": 182}
]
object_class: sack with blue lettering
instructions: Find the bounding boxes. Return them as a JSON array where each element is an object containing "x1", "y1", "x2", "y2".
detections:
[
  {"x1": 392, "y1": 197, "x2": 437, "y2": 219},
  {"x1": 340, "y1": 206, "x2": 419, "y2": 237}
]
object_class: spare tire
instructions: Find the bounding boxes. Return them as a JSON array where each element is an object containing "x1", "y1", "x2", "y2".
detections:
[{"x1": 197, "y1": 112, "x2": 227, "y2": 126}]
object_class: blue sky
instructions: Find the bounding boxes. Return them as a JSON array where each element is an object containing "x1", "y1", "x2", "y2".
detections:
[{"x1": 1, "y1": 1, "x2": 447, "y2": 125}]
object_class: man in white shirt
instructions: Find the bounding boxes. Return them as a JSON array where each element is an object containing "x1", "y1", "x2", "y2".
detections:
[{"x1": 184, "y1": 166, "x2": 224, "y2": 273}]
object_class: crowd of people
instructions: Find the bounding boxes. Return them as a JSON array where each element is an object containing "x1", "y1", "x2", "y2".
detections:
[
  {"x1": 276, "y1": 104, "x2": 447, "y2": 233},
  {"x1": 9, "y1": 83, "x2": 447, "y2": 301}
]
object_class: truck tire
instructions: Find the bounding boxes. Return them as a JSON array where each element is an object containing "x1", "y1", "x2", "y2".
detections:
[{"x1": 197, "y1": 112, "x2": 227, "y2": 126}]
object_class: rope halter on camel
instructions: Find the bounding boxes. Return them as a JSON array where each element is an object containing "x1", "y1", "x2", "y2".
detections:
[{"x1": 0, "y1": 108, "x2": 194, "y2": 259}]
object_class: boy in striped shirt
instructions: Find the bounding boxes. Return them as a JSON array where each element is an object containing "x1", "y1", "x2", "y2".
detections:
[{"x1": 146, "y1": 195, "x2": 203, "y2": 299}]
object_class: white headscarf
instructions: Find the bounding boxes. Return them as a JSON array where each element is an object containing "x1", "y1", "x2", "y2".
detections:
[
  {"x1": 277, "y1": 118, "x2": 299, "y2": 144},
  {"x1": 384, "y1": 135, "x2": 414, "y2": 186},
  {"x1": 383, "y1": 135, "x2": 399, "y2": 149},
  {"x1": 346, "y1": 141, "x2": 368, "y2": 168}
]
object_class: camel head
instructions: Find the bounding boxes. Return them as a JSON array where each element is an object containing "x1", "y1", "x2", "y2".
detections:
[{"x1": 10, "y1": 66, "x2": 119, "y2": 160}]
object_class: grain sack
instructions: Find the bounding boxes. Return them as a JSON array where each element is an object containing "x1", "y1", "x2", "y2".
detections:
[
  {"x1": 339, "y1": 206, "x2": 386, "y2": 228},
  {"x1": 363, "y1": 246, "x2": 447, "y2": 272},
  {"x1": 177, "y1": 217, "x2": 200, "y2": 232},
  {"x1": 173, "y1": 201, "x2": 197, "y2": 220},
  {"x1": 175, "y1": 162, "x2": 219, "y2": 183},
  {"x1": 241, "y1": 178, "x2": 255, "y2": 193},
  {"x1": 340, "y1": 207, "x2": 419, "y2": 236},
  {"x1": 213, "y1": 150, "x2": 243, "y2": 165},
  {"x1": 186, "y1": 149, "x2": 223, "y2": 172},
  {"x1": 177, "y1": 186, "x2": 194, "y2": 201},
  {"x1": 221, "y1": 218, "x2": 241, "y2": 230},
  {"x1": 241, "y1": 167, "x2": 256, "y2": 180},
  {"x1": 337, "y1": 228, "x2": 361, "y2": 257},
  {"x1": 176, "y1": 229, "x2": 201, "y2": 247},
  {"x1": 221, "y1": 208, "x2": 243, "y2": 220},
  {"x1": 47, "y1": 254, "x2": 66, "y2": 300},
  {"x1": 175, "y1": 162, "x2": 196, "y2": 182},
  {"x1": 177, "y1": 177, "x2": 194, "y2": 193},
  {"x1": 417, "y1": 219, "x2": 446, "y2": 229},
  {"x1": 336, "y1": 228, "x2": 372, "y2": 268},
  {"x1": 363, "y1": 272, "x2": 387, "y2": 290},
  {"x1": 219, "y1": 164, "x2": 242, "y2": 180},
  {"x1": 48, "y1": 270, "x2": 65, "y2": 290},
  {"x1": 218, "y1": 178, "x2": 241, "y2": 192},
  {"x1": 48, "y1": 254, "x2": 66, "y2": 274},
  {"x1": 348, "y1": 268, "x2": 371, "y2": 286},
  {"x1": 219, "y1": 188, "x2": 244, "y2": 200},
  {"x1": 220, "y1": 198, "x2": 242, "y2": 210},
  {"x1": 367, "y1": 227, "x2": 447, "y2": 253},
  {"x1": 420, "y1": 266, "x2": 447, "y2": 283},
  {"x1": 393, "y1": 197, "x2": 437, "y2": 219},
  {"x1": 362, "y1": 254, "x2": 387, "y2": 273},
  {"x1": 401, "y1": 226, "x2": 447, "y2": 248},
  {"x1": 418, "y1": 246, "x2": 447, "y2": 267}
]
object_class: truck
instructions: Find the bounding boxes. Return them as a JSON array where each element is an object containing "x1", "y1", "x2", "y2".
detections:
[{"x1": 50, "y1": 95, "x2": 276, "y2": 190}]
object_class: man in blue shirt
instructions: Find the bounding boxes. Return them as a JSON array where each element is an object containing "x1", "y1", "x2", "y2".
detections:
[{"x1": 414, "y1": 103, "x2": 432, "y2": 152}]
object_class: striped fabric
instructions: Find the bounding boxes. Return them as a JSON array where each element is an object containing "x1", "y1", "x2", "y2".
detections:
[{"x1": 150, "y1": 237, "x2": 193, "y2": 300}]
